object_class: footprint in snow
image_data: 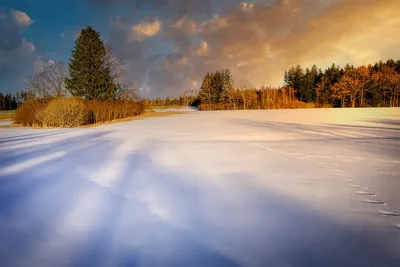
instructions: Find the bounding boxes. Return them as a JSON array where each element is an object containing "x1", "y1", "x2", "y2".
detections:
[
  {"x1": 358, "y1": 191, "x2": 377, "y2": 196},
  {"x1": 363, "y1": 199, "x2": 386, "y2": 205},
  {"x1": 379, "y1": 210, "x2": 400, "y2": 217}
]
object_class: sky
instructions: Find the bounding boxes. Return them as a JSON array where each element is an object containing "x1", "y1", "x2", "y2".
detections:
[{"x1": 0, "y1": 0, "x2": 400, "y2": 98}]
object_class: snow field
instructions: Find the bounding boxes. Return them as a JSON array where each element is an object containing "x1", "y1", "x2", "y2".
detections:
[{"x1": 0, "y1": 107, "x2": 399, "y2": 267}]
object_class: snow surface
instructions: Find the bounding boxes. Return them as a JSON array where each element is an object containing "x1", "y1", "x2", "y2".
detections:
[
  {"x1": 152, "y1": 106, "x2": 199, "y2": 112},
  {"x1": 0, "y1": 120, "x2": 13, "y2": 126},
  {"x1": 0, "y1": 108, "x2": 400, "y2": 267}
]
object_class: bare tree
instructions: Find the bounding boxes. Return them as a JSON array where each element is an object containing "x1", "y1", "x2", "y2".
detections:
[
  {"x1": 115, "y1": 79, "x2": 139, "y2": 101},
  {"x1": 388, "y1": 71, "x2": 400, "y2": 107},
  {"x1": 104, "y1": 44, "x2": 126, "y2": 81},
  {"x1": 332, "y1": 76, "x2": 351, "y2": 108},
  {"x1": 104, "y1": 44, "x2": 141, "y2": 101},
  {"x1": 316, "y1": 76, "x2": 331, "y2": 106},
  {"x1": 356, "y1": 66, "x2": 371, "y2": 107},
  {"x1": 27, "y1": 61, "x2": 68, "y2": 99}
]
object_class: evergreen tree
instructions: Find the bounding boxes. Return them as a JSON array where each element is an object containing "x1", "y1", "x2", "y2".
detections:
[
  {"x1": 4, "y1": 93, "x2": 11, "y2": 110},
  {"x1": 395, "y1": 60, "x2": 400, "y2": 73},
  {"x1": 309, "y1": 65, "x2": 319, "y2": 102},
  {"x1": 284, "y1": 67, "x2": 296, "y2": 89},
  {"x1": 65, "y1": 26, "x2": 115, "y2": 101},
  {"x1": 199, "y1": 73, "x2": 214, "y2": 107},
  {"x1": 0, "y1": 92, "x2": 4, "y2": 110},
  {"x1": 212, "y1": 69, "x2": 233, "y2": 103},
  {"x1": 294, "y1": 65, "x2": 304, "y2": 101},
  {"x1": 304, "y1": 67, "x2": 315, "y2": 102},
  {"x1": 11, "y1": 96, "x2": 18, "y2": 109}
]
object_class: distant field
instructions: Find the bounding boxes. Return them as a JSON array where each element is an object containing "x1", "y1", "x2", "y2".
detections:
[
  {"x1": 149, "y1": 105, "x2": 184, "y2": 110},
  {"x1": 0, "y1": 110, "x2": 15, "y2": 121}
]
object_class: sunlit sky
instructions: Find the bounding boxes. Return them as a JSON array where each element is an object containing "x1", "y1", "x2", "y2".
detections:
[{"x1": 1, "y1": 0, "x2": 399, "y2": 97}]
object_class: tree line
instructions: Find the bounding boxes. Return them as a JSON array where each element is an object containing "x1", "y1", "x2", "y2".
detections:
[
  {"x1": 187, "y1": 59, "x2": 400, "y2": 111},
  {"x1": 194, "y1": 69, "x2": 313, "y2": 110},
  {"x1": 285, "y1": 59, "x2": 400, "y2": 108},
  {"x1": 0, "y1": 92, "x2": 18, "y2": 110}
]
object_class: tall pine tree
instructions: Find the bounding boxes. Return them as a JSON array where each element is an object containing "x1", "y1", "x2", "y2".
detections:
[{"x1": 65, "y1": 26, "x2": 115, "y2": 101}]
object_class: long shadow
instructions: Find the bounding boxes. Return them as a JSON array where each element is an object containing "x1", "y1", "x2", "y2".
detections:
[
  {"x1": 0, "y1": 129, "x2": 73, "y2": 144},
  {"x1": 1, "y1": 139, "x2": 399, "y2": 267},
  {"x1": 0, "y1": 131, "x2": 114, "y2": 215},
  {"x1": 230, "y1": 119, "x2": 400, "y2": 139},
  {"x1": 366, "y1": 119, "x2": 400, "y2": 127},
  {"x1": 0, "y1": 131, "x2": 113, "y2": 169},
  {"x1": 61, "y1": 141, "x2": 400, "y2": 267},
  {"x1": 0, "y1": 132, "x2": 117, "y2": 267},
  {"x1": 67, "y1": 141, "x2": 242, "y2": 267},
  {"x1": 229, "y1": 118, "x2": 400, "y2": 158}
]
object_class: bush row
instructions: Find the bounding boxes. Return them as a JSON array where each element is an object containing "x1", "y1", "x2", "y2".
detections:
[
  {"x1": 197, "y1": 101, "x2": 322, "y2": 111},
  {"x1": 15, "y1": 98, "x2": 145, "y2": 127}
]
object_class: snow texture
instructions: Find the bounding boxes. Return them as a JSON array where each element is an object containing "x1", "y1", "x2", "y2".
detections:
[
  {"x1": 0, "y1": 108, "x2": 399, "y2": 267},
  {"x1": 0, "y1": 120, "x2": 13, "y2": 126}
]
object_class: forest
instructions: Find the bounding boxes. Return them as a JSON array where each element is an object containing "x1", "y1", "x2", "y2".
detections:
[{"x1": 189, "y1": 59, "x2": 400, "y2": 111}]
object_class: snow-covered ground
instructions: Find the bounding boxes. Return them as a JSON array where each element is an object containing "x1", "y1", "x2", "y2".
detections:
[
  {"x1": 0, "y1": 120, "x2": 13, "y2": 126},
  {"x1": 0, "y1": 108, "x2": 399, "y2": 267},
  {"x1": 152, "y1": 106, "x2": 199, "y2": 112}
]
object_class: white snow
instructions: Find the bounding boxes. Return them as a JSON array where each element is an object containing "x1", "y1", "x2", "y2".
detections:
[
  {"x1": 0, "y1": 151, "x2": 66, "y2": 176},
  {"x1": 0, "y1": 120, "x2": 13, "y2": 126},
  {"x1": 0, "y1": 107, "x2": 399, "y2": 267},
  {"x1": 152, "y1": 106, "x2": 199, "y2": 113}
]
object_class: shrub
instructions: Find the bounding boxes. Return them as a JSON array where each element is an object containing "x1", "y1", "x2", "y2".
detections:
[
  {"x1": 14, "y1": 101, "x2": 47, "y2": 126},
  {"x1": 39, "y1": 98, "x2": 87, "y2": 127},
  {"x1": 85, "y1": 100, "x2": 145, "y2": 124},
  {"x1": 15, "y1": 98, "x2": 146, "y2": 128}
]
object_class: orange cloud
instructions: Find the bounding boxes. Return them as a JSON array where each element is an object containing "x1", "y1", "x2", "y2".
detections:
[{"x1": 132, "y1": 18, "x2": 161, "y2": 40}]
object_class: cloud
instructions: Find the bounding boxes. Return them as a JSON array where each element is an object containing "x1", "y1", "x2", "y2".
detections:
[
  {"x1": 193, "y1": 42, "x2": 209, "y2": 56},
  {"x1": 132, "y1": 18, "x2": 162, "y2": 40},
  {"x1": 12, "y1": 10, "x2": 33, "y2": 26},
  {"x1": 192, "y1": 0, "x2": 400, "y2": 87},
  {"x1": 165, "y1": 54, "x2": 188, "y2": 69},
  {"x1": 88, "y1": 0, "x2": 215, "y2": 18},
  {"x1": 239, "y1": 1, "x2": 255, "y2": 13},
  {"x1": 101, "y1": 0, "x2": 400, "y2": 97},
  {"x1": 0, "y1": 9, "x2": 36, "y2": 93},
  {"x1": 171, "y1": 17, "x2": 196, "y2": 34},
  {"x1": 22, "y1": 39, "x2": 35, "y2": 52}
]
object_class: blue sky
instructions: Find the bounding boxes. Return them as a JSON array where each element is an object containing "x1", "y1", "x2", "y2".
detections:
[
  {"x1": 1, "y1": 0, "x2": 124, "y2": 61},
  {"x1": 1, "y1": 0, "x2": 399, "y2": 97}
]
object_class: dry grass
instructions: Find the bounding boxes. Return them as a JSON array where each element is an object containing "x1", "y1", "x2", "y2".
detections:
[
  {"x1": 0, "y1": 110, "x2": 15, "y2": 121},
  {"x1": 14, "y1": 101, "x2": 47, "y2": 126},
  {"x1": 4, "y1": 111, "x2": 182, "y2": 129},
  {"x1": 85, "y1": 100, "x2": 145, "y2": 124},
  {"x1": 81, "y1": 111, "x2": 183, "y2": 128},
  {"x1": 37, "y1": 98, "x2": 87, "y2": 127},
  {"x1": 14, "y1": 98, "x2": 146, "y2": 127}
]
